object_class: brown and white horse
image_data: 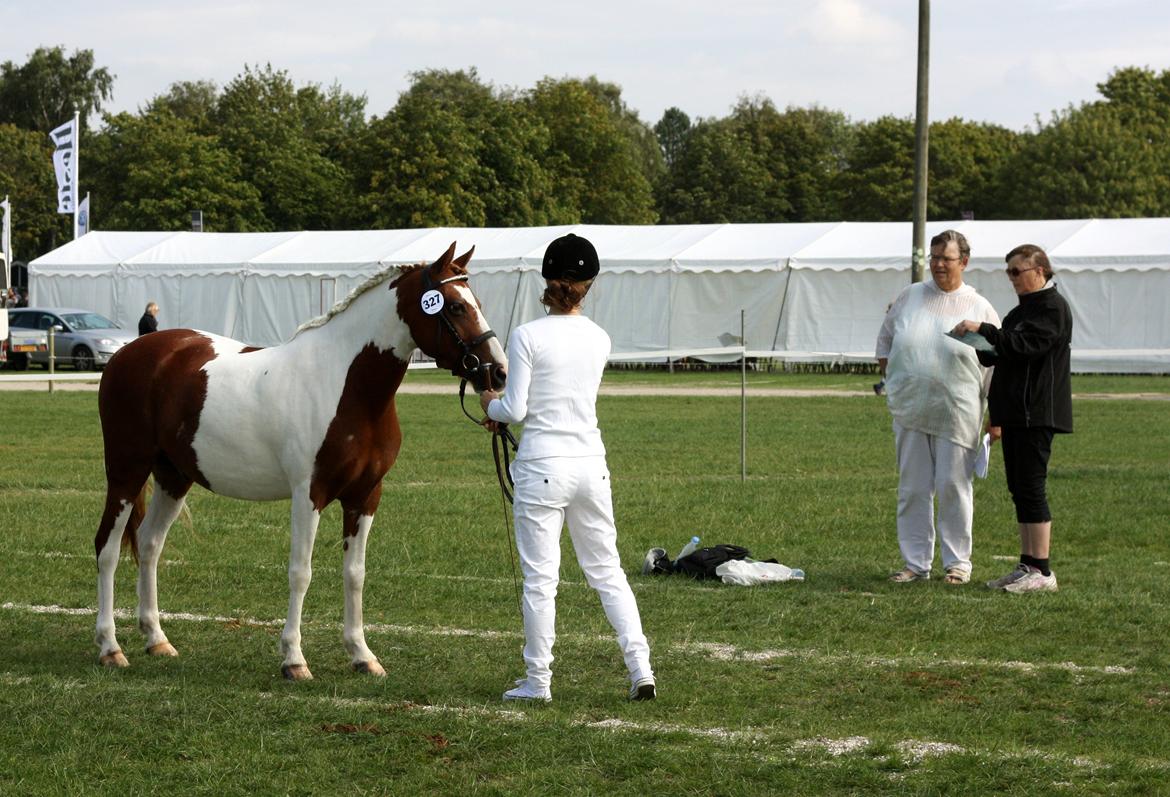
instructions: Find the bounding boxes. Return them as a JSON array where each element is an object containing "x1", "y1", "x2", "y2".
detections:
[{"x1": 93, "y1": 243, "x2": 506, "y2": 680}]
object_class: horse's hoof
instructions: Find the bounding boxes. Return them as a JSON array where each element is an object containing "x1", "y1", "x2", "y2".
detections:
[
  {"x1": 282, "y1": 664, "x2": 313, "y2": 681},
  {"x1": 100, "y1": 650, "x2": 130, "y2": 668},
  {"x1": 353, "y1": 659, "x2": 386, "y2": 677},
  {"x1": 147, "y1": 642, "x2": 179, "y2": 658}
]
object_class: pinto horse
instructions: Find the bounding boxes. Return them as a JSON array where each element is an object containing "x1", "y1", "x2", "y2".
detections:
[{"x1": 93, "y1": 243, "x2": 506, "y2": 680}]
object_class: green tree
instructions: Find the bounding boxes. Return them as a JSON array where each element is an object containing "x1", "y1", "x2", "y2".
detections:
[
  {"x1": 1001, "y1": 104, "x2": 1165, "y2": 218},
  {"x1": 835, "y1": 115, "x2": 915, "y2": 220},
  {"x1": 526, "y1": 77, "x2": 658, "y2": 224},
  {"x1": 654, "y1": 107, "x2": 691, "y2": 170},
  {"x1": 144, "y1": 80, "x2": 220, "y2": 126},
  {"x1": 85, "y1": 111, "x2": 265, "y2": 231},
  {"x1": 0, "y1": 46, "x2": 114, "y2": 133},
  {"x1": 0, "y1": 123, "x2": 67, "y2": 257},
  {"x1": 358, "y1": 69, "x2": 572, "y2": 228},
  {"x1": 212, "y1": 64, "x2": 361, "y2": 230},
  {"x1": 927, "y1": 118, "x2": 1019, "y2": 220},
  {"x1": 656, "y1": 118, "x2": 773, "y2": 223}
]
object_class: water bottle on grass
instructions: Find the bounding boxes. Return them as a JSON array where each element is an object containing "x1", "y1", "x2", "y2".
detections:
[{"x1": 676, "y1": 535, "x2": 701, "y2": 561}]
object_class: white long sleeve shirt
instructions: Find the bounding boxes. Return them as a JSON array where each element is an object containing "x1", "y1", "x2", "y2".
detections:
[
  {"x1": 875, "y1": 280, "x2": 1000, "y2": 449},
  {"x1": 486, "y1": 314, "x2": 609, "y2": 460}
]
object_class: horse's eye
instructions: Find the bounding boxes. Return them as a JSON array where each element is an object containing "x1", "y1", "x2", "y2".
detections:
[{"x1": 448, "y1": 302, "x2": 465, "y2": 315}]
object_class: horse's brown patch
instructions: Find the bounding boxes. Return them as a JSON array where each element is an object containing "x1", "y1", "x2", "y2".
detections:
[{"x1": 309, "y1": 343, "x2": 409, "y2": 520}]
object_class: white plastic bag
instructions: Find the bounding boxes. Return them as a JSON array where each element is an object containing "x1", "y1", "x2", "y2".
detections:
[{"x1": 715, "y1": 560, "x2": 804, "y2": 586}]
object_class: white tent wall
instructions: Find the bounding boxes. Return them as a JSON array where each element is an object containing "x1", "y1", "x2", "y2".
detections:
[{"x1": 27, "y1": 222, "x2": 1170, "y2": 373}]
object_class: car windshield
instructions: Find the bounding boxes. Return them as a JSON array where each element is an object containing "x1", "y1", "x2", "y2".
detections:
[{"x1": 61, "y1": 312, "x2": 118, "y2": 330}]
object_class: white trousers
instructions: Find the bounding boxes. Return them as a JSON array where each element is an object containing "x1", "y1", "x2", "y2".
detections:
[
  {"x1": 893, "y1": 421, "x2": 977, "y2": 577},
  {"x1": 510, "y1": 456, "x2": 652, "y2": 690}
]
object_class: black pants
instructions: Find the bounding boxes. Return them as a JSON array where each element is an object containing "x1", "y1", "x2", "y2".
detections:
[{"x1": 1000, "y1": 426, "x2": 1056, "y2": 523}]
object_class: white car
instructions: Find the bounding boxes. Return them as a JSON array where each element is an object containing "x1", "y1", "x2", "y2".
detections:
[{"x1": 7, "y1": 307, "x2": 137, "y2": 371}]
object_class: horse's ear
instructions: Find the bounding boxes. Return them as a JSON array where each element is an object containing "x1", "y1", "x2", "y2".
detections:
[
  {"x1": 453, "y1": 246, "x2": 475, "y2": 272},
  {"x1": 430, "y1": 242, "x2": 458, "y2": 275}
]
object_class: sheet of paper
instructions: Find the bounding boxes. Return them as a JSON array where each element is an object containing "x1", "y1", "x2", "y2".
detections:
[
  {"x1": 973, "y1": 433, "x2": 992, "y2": 478},
  {"x1": 945, "y1": 329, "x2": 996, "y2": 352}
]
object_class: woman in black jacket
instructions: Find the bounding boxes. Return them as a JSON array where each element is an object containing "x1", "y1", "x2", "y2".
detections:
[{"x1": 953, "y1": 244, "x2": 1072, "y2": 594}]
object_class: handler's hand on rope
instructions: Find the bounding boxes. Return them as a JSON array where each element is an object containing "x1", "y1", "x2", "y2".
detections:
[{"x1": 479, "y1": 389, "x2": 501, "y2": 432}]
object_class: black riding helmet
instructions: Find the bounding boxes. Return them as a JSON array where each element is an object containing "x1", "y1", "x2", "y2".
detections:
[{"x1": 542, "y1": 233, "x2": 600, "y2": 282}]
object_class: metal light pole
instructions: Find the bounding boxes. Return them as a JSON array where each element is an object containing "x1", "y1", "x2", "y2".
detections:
[{"x1": 911, "y1": 0, "x2": 930, "y2": 283}]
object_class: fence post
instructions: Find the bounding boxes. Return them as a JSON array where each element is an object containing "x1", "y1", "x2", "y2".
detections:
[{"x1": 48, "y1": 327, "x2": 55, "y2": 394}]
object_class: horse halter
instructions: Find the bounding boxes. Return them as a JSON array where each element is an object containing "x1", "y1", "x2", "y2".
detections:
[{"x1": 421, "y1": 270, "x2": 499, "y2": 391}]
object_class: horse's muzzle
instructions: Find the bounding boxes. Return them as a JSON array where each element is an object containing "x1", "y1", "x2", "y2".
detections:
[{"x1": 462, "y1": 354, "x2": 507, "y2": 392}]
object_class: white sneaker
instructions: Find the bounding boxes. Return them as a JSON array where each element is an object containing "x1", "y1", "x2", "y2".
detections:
[
  {"x1": 889, "y1": 567, "x2": 929, "y2": 583},
  {"x1": 628, "y1": 676, "x2": 656, "y2": 701},
  {"x1": 1003, "y1": 569, "x2": 1058, "y2": 594},
  {"x1": 503, "y1": 679, "x2": 551, "y2": 703},
  {"x1": 986, "y1": 563, "x2": 1030, "y2": 590}
]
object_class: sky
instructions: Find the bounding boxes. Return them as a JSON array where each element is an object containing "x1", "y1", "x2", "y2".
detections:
[{"x1": 3, "y1": 0, "x2": 1170, "y2": 131}]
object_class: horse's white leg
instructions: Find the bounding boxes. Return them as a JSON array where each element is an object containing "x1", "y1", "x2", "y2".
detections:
[
  {"x1": 96, "y1": 501, "x2": 134, "y2": 668},
  {"x1": 136, "y1": 488, "x2": 186, "y2": 658},
  {"x1": 281, "y1": 487, "x2": 321, "y2": 681},
  {"x1": 343, "y1": 513, "x2": 385, "y2": 676}
]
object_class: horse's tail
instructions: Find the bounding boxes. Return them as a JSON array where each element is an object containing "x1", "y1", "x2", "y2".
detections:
[{"x1": 123, "y1": 483, "x2": 147, "y2": 563}]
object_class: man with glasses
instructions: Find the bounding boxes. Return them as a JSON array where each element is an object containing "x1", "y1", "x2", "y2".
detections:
[
  {"x1": 876, "y1": 230, "x2": 1000, "y2": 585},
  {"x1": 952, "y1": 244, "x2": 1073, "y2": 594}
]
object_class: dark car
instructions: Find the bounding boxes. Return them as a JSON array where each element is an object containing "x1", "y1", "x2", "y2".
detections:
[{"x1": 7, "y1": 307, "x2": 137, "y2": 371}]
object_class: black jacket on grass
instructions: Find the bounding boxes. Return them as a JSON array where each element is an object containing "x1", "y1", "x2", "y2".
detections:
[{"x1": 976, "y1": 284, "x2": 1073, "y2": 432}]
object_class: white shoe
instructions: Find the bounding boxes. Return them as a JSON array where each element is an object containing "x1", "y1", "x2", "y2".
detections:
[
  {"x1": 628, "y1": 676, "x2": 656, "y2": 701},
  {"x1": 1003, "y1": 568, "x2": 1057, "y2": 594},
  {"x1": 503, "y1": 680, "x2": 551, "y2": 703},
  {"x1": 986, "y1": 562, "x2": 1030, "y2": 590}
]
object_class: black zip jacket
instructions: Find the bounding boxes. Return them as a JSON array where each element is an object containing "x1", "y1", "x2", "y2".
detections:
[{"x1": 976, "y1": 284, "x2": 1073, "y2": 432}]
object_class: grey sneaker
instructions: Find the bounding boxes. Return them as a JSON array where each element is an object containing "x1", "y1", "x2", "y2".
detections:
[
  {"x1": 889, "y1": 567, "x2": 929, "y2": 583},
  {"x1": 986, "y1": 563, "x2": 1030, "y2": 590},
  {"x1": 503, "y1": 679, "x2": 551, "y2": 703},
  {"x1": 629, "y1": 676, "x2": 656, "y2": 701},
  {"x1": 1003, "y1": 569, "x2": 1058, "y2": 594}
]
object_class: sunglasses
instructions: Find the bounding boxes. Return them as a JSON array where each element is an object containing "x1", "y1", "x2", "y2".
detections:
[{"x1": 1005, "y1": 266, "x2": 1040, "y2": 278}]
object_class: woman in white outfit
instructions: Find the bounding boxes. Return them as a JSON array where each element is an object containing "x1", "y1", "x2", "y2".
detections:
[
  {"x1": 875, "y1": 230, "x2": 1000, "y2": 584},
  {"x1": 478, "y1": 233, "x2": 655, "y2": 703}
]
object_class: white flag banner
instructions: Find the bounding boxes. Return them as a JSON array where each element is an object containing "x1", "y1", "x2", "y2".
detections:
[
  {"x1": 1, "y1": 197, "x2": 10, "y2": 258},
  {"x1": 1, "y1": 197, "x2": 11, "y2": 287},
  {"x1": 77, "y1": 194, "x2": 90, "y2": 236},
  {"x1": 50, "y1": 117, "x2": 78, "y2": 214}
]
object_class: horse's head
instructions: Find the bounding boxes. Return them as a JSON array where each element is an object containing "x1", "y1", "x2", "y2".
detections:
[{"x1": 396, "y1": 243, "x2": 507, "y2": 392}]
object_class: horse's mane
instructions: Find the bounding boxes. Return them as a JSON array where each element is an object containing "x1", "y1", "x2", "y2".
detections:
[{"x1": 291, "y1": 263, "x2": 426, "y2": 339}]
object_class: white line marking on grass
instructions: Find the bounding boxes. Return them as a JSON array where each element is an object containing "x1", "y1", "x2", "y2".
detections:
[
  {"x1": 792, "y1": 736, "x2": 871, "y2": 756},
  {"x1": 682, "y1": 641, "x2": 1136, "y2": 675},
  {"x1": 3, "y1": 602, "x2": 1136, "y2": 675},
  {"x1": 991, "y1": 555, "x2": 1018, "y2": 562},
  {"x1": 897, "y1": 740, "x2": 967, "y2": 762},
  {"x1": 16, "y1": 550, "x2": 187, "y2": 566}
]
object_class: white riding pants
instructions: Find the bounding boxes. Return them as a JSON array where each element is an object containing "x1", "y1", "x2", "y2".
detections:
[
  {"x1": 893, "y1": 421, "x2": 977, "y2": 577},
  {"x1": 510, "y1": 455, "x2": 652, "y2": 690}
]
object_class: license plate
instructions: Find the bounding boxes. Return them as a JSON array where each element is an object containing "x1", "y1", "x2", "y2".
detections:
[{"x1": 13, "y1": 344, "x2": 42, "y2": 352}]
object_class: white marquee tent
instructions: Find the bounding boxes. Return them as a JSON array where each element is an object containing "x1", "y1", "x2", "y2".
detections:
[{"x1": 28, "y1": 219, "x2": 1170, "y2": 373}]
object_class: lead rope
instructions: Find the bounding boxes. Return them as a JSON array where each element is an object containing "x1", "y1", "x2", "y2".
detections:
[{"x1": 460, "y1": 379, "x2": 522, "y2": 615}]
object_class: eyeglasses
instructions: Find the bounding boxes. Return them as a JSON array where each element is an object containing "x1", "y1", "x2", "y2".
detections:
[
  {"x1": 929, "y1": 255, "x2": 962, "y2": 264},
  {"x1": 1005, "y1": 266, "x2": 1040, "y2": 278}
]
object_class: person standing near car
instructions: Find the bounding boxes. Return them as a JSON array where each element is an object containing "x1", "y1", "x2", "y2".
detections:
[
  {"x1": 952, "y1": 244, "x2": 1073, "y2": 594},
  {"x1": 138, "y1": 302, "x2": 159, "y2": 336},
  {"x1": 876, "y1": 229, "x2": 999, "y2": 585},
  {"x1": 477, "y1": 233, "x2": 655, "y2": 704}
]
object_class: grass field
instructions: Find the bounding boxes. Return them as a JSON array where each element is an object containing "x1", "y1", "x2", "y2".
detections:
[{"x1": 1, "y1": 375, "x2": 1168, "y2": 795}]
